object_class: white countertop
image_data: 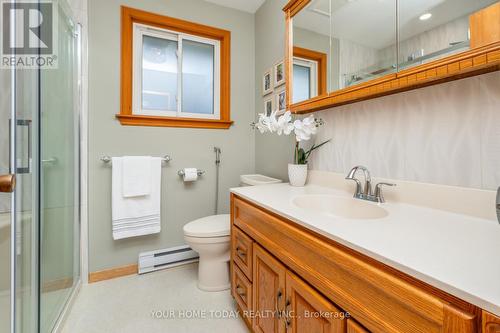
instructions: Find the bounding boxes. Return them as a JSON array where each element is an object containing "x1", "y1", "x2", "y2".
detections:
[{"x1": 231, "y1": 183, "x2": 500, "y2": 316}]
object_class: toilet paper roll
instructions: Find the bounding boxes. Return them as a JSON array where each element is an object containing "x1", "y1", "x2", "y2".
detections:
[{"x1": 183, "y1": 168, "x2": 198, "y2": 182}]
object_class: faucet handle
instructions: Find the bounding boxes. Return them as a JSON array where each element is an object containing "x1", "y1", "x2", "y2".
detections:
[{"x1": 374, "y1": 182, "x2": 396, "y2": 203}]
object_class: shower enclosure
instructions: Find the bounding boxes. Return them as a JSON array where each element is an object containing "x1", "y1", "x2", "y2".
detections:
[{"x1": 0, "y1": 0, "x2": 82, "y2": 332}]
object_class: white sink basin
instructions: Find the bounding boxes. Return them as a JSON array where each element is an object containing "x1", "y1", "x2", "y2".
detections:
[{"x1": 292, "y1": 194, "x2": 389, "y2": 220}]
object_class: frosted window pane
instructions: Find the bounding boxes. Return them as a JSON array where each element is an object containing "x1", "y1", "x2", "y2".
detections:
[
  {"x1": 182, "y1": 40, "x2": 214, "y2": 115},
  {"x1": 142, "y1": 35, "x2": 178, "y2": 111},
  {"x1": 293, "y1": 64, "x2": 310, "y2": 103}
]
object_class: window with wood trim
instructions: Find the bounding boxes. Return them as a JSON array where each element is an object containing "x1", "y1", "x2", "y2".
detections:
[
  {"x1": 119, "y1": 6, "x2": 232, "y2": 129},
  {"x1": 292, "y1": 46, "x2": 327, "y2": 104}
]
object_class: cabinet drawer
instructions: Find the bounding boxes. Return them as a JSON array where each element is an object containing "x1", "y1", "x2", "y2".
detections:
[
  {"x1": 233, "y1": 196, "x2": 477, "y2": 333},
  {"x1": 232, "y1": 226, "x2": 253, "y2": 281},
  {"x1": 232, "y1": 263, "x2": 253, "y2": 327},
  {"x1": 347, "y1": 319, "x2": 370, "y2": 333}
]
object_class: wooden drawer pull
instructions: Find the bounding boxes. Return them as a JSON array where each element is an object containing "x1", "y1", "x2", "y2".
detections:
[
  {"x1": 276, "y1": 290, "x2": 283, "y2": 319},
  {"x1": 284, "y1": 298, "x2": 291, "y2": 328},
  {"x1": 236, "y1": 284, "x2": 246, "y2": 296},
  {"x1": 236, "y1": 247, "x2": 246, "y2": 258}
]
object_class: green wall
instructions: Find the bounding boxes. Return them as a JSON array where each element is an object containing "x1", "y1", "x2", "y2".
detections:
[
  {"x1": 88, "y1": 0, "x2": 255, "y2": 271},
  {"x1": 254, "y1": 0, "x2": 295, "y2": 181}
]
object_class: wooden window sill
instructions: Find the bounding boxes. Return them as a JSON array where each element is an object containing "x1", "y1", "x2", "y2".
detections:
[{"x1": 115, "y1": 114, "x2": 233, "y2": 129}]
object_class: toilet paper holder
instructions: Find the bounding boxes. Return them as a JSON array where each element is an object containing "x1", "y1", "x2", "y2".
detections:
[{"x1": 178, "y1": 169, "x2": 205, "y2": 177}]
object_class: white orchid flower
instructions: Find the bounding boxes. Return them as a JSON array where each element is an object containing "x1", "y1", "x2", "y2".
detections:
[
  {"x1": 268, "y1": 110, "x2": 280, "y2": 132},
  {"x1": 276, "y1": 111, "x2": 294, "y2": 135},
  {"x1": 254, "y1": 113, "x2": 267, "y2": 133},
  {"x1": 301, "y1": 115, "x2": 317, "y2": 135},
  {"x1": 293, "y1": 119, "x2": 312, "y2": 141},
  {"x1": 253, "y1": 110, "x2": 323, "y2": 142}
]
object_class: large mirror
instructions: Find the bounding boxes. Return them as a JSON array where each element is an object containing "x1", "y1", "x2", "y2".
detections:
[
  {"x1": 330, "y1": 0, "x2": 397, "y2": 90},
  {"x1": 287, "y1": 0, "x2": 500, "y2": 112},
  {"x1": 292, "y1": 0, "x2": 398, "y2": 98},
  {"x1": 399, "y1": 0, "x2": 499, "y2": 70},
  {"x1": 292, "y1": 0, "x2": 333, "y2": 104}
]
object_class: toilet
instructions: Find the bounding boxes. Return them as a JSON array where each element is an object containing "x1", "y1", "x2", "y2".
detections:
[
  {"x1": 183, "y1": 174, "x2": 281, "y2": 292},
  {"x1": 183, "y1": 214, "x2": 231, "y2": 291}
]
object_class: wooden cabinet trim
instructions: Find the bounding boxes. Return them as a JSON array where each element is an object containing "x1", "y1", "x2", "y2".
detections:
[
  {"x1": 347, "y1": 319, "x2": 370, "y2": 333},
  {"x1": 470, "y1": 3, "x2": 500, "y2": 49},
  {"x1": 284, "y1": 0, "x2": 500, "y2": 114},
  {"x1": 482, "y1": 310, "x2": 500, "y2": 333},
  {"x1": 233, "y1": 195, "x2": 480, "y2": 333}
]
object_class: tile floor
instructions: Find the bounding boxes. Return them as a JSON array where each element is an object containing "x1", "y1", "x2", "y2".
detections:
[{"x1": 60, "y1": 263, "x2": 248, "y2": 333}]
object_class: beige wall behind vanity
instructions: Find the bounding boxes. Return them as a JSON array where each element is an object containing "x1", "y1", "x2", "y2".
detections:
[{"x1": 88, "y1": 0, "x2": 255, "y2": 272}]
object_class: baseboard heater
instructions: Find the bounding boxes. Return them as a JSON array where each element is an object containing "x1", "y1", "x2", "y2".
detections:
[{"x1": 138, "y1": 245, "x2": 199, "y2": 274}]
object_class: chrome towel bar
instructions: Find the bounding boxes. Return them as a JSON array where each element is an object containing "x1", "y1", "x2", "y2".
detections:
[{"x1": 100, "y1": 155, "x2": 171, "y2": 164}]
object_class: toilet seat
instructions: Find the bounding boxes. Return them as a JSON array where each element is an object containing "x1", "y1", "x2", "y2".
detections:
[{"x1": 183, "y1": 214, "x2": 230, "y2": 238}]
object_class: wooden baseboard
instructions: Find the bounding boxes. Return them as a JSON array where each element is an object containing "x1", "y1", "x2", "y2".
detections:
[
  {"x1": 88, "y1": 264, "x2": 138, "y2": 283},
  {"x1": 41, "y1": 277, "x2": 74, "y2": 293}
]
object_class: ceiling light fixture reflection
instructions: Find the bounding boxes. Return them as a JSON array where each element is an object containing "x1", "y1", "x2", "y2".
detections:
[{"x1": 419, "y1": 13, "x2": 432, "y2": 21}]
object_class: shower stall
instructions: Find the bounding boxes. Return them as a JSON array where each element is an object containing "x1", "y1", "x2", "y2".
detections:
[{"x1": 0, "y1": 0, "x2": 82, "y2": 332}]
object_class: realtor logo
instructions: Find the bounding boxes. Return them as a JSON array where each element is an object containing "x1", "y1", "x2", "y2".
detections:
[{"x1": 1, "y1": 0, "x2": 58, "y2": 68}]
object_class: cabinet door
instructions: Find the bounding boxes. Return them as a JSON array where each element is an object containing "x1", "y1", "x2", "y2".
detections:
[
  {"x1": 482, "y1": 310, "x2": 500, "y2": 333},
  {"x1": 347, "y1": 319, "x2": 369, "y2": 333},
  {"x1": 253, "y1": 243, "x2": 286, "y2": 333},
  {"x1": 285, "y1": 271, "x2": 346, "y2": 333}
]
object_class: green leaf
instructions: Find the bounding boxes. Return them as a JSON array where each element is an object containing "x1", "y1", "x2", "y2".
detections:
[{"x1": 304, "y1": 139, "x2": 331, "y2": 161}]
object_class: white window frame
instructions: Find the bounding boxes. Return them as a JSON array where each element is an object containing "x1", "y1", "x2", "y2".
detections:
[
  {"x1": 293, "y1": 56, "x2": 318, "y2": 100},
  {"x1": 132, "y1": 23, "x2": 221, "y2": 120}
]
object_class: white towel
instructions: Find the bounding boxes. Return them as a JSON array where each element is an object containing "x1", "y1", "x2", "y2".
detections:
[
  {"x1": 122, "y1": 156, "x2": 152, "y2": 197},
  {"x1": 112, "y1": 157, "x2": 162, "y2": 240}
]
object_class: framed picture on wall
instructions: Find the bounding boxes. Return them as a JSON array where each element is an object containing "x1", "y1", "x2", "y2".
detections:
[
  {"x1": 273, "y1": 60, "x2": 285, "y2": 87},
  {"x1": 275, "y1": 89, "x2": 286, "y2": 115},
  {"x1": 264, "y1": 97, "x2": 273, "y2": 116},
  {"x1": 262, "y1": 69, "x2": 272, "y2": 95}
]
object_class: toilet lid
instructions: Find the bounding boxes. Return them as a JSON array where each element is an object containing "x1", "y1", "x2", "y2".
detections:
[{"x1": 183, "y1": 214, "x2": 230, "y2": 238}]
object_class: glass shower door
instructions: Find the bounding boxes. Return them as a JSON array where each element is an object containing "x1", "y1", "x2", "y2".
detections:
[
  {"x1": 1, "y1": 0, "x2": 81, "y2": 332},
  {"x1": 0, "y1": 23, "x2": 40, "y2": 333},
  {"x1": 39, "y1": 2, "x2": 80, "y2": 332},
  {"x1": 0, "y1": 52, "x2": 15, "y2": 333}
]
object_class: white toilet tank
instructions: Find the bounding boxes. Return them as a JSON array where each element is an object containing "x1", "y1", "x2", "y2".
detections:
[{"x1": 239, "y1": 174, "x2": 282, "y2": 187}]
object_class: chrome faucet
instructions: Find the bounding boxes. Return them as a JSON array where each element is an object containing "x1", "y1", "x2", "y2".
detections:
[
  {"x1": 345, "y1": 166, "x2": 396, "y2": 203},
  {"x1": 346, "y1": 165, "x2": 372, "y2": 197}
]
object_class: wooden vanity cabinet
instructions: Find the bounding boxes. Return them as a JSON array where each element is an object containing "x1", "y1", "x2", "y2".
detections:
[
  {"x1": 482, "y1": 311, "x2": 500, "y2": 332},
  {"x1": 252, "y1": 242, "x2": 347, "y2": 333},
  {"x1": 230, "y1": 194, "x2": 496, "y2": 333}
]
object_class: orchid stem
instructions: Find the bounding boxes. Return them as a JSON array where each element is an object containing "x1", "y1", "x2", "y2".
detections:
[{"x1": 295, "y1": 141, "x2": 299, "y2": 164}]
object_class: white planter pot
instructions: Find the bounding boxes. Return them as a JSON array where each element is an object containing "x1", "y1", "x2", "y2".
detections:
[{"x1": 288, "y1": 163, "x2": 308, "y2": 187}]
